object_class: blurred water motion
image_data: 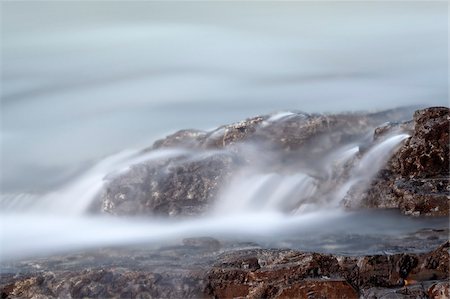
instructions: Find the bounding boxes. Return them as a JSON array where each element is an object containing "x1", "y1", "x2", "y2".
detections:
[{"x1": 1, "y1": 2, "x2": 447, "y2": 192}]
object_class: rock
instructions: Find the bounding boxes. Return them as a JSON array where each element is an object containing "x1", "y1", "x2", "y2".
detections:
[
  {"x1": 408, "y1": 241, "x2": 449, "y2": 282},
  {"x1": 395, "y1": 107, "x2": 449, "y2": 178},
  {"x1": 354, "y1": 107, "x2": 449, "y2": 216},
  {"x1": 182, "y1": 237, "x2": 221, "y2": 251},
  {"x1": 373, "y1": 120, "x2": 414, "y2": 141},
  {"x1": 152, "y1": 129, "x2": 207, "y2": 150},
  {"x1": 205, "y1": 249, "x2": 351, "y2": 299},
  {"x1": 204, "y1": 242, "x2": 449, "y2": 298},
  {"x1": 95, "y1": 106, "x2": 446, "y2": 218},
  {"x1": 361, "y1": 284, "x2": 430, "y2": 299},
  {"x1": 395, "y1": 179, "x2": 449, "y2": 216},
  {"x1": 100, "y1": 151, "x2": 242, "y2": 217},
  {"x1": 99, "y1": 107, "x2": 418, "y2": 217},
  {"x1": 1, "y1": 269, "x2": 205, "y2": 299},
  {"x1": 428, "y1": 281, "x2": 450, "y2": 299},
  {"x1": 274, "y1": 280, "x2": 358, "y2": 299},
  {"x1": 200, "y1": 110, "x2": 413, "y2": 155},
  {"x1": 202, "y1": 116, "x2": 267, "y2": 149},
  {"x1": 2, "y1": 242, "x2": 448, "y2": 298},
  {"x1": 151, "y1": 107, "x2": 416, "y2": 155}
]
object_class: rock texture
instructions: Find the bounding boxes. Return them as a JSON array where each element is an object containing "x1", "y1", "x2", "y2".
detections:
[
  {"x1": 2, "y1": 241, "x2": 448, "y2": 299},
  {"x1": 357, "y1": 107, "x2": 449, "y2": 216},
  {"x1": 152, "y1": 108, "x2": 415, "y2": 154},
  {"x1": 100, "y1": 152, "x2": 241, "y2": 217},
  {"x1": 205, "y1": 241, "x2": 449, "y2": 298},
  {"x1": 99, "y1": 107, "x2": 420, "y2": 217}
]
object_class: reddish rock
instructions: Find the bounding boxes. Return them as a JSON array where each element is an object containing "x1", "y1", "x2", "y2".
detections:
[
  {"x1": 395, "y1": 107, "x2": 450, "y2": 178},
  {"x1": 276, "y1": 280, "x2": 358, "y2": 299},
  {"x1": 357, "y1": 107, "x2": 450, "y2": 216},
  {"x1": 428, "y1": 281, "x2": 450, "y2": 299},
  {"x1": 2, "y1": 242, "x2": 448, "y2": 298}
]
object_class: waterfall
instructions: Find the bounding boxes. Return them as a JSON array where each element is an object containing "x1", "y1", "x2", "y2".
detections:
[
  {"x1": 0, "y1": 132, "x2": 413, "y2": 260},
  {"x1": 1, "y1": 133, "x2": 409, "y2": 216},
  {"x1": 214, "y1": 172, "x2": 317, "y2": 214},
  {"x1": 331, "y1": 134, "x2": 410, "y2": 206},
  {"x1": 212, "y1": 133, "x2": 409, "y2": 214}
]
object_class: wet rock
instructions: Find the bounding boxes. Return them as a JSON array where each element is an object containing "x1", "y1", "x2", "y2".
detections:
[
  {"x1": 182, "y1": 237, "x2": 221, "y2": 251},
  {"x1": 361, "y1": 284, "x2": 430, "y2": 299},
  {"x1": 200, "y1": 111, "x2": 412, "y2": 155},
  {"x1": 202, "y1": 115, "x2": 267, "y2": 149},
  {"x1": 101, "y1": 151, "x2": 242, "y2": 217},
  {"x1": 408, "y1": 241, "x2": 449, "y2": 282},
  {"x1": 395, "y1": 179, "x2": 449, "y2": 216},
  {"x1": 396, "y1": 107, "x2": 450, "y2": 178},
  {"x1": 152, "y1": 107, "x2": 415, "y2": 154},
  {"x1": 205, "y1": 242, "x2": 449, "y2": 298},
  {"x1": 2, "y1": 242, "x2": 448, "y2": 298},
  {"x1": 96, "y1": 106, "x2": 446, "y2": 218},
  {"x1": 205, "y1": 249, "x2": 350, "y2": 299},
  {"x1": 373, "y1": 120, "x2": 414, "y2": 141},
  {"x1": 152, "y1": 129, "x2": 207, "y2": 150},
  {"x1": 274, "y1": 280, "x2": 358, "y2": 299},
  {"x1": 1, "y1": 269, "x2": 205, "y2": 299},
  {"x1": 356, "y1": 255, "x2": 404, "y2": 288},
  {"x1": 428, "y1": 281, "x2": 449, "y2": 299},
  {"x1": 354, "y1": 107, "x2": 449, "y2": 216}
]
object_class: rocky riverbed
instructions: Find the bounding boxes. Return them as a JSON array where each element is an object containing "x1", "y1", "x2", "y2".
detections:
[
  {"x1": 1, "y1": 238, "x2": 448, "y2": 298},
  {"x1": 1, "y1": 106, "x2": 449, "y2": 298}
]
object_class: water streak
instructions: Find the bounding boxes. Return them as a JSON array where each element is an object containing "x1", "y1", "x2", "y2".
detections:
[
  {"x1": 0, "y1": 132, "x2": 414, "y2": 260},
  {"x1": 0, "y1": 149, "x2": 188, "y2": 214}
]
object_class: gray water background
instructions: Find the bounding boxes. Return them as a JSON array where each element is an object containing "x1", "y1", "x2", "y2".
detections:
[{"x1": 1, "y1": 2, "x2": 448, "y2": 193}]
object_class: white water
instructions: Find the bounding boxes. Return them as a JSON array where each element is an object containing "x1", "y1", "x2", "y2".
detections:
[
  {"x1": 216, "y1": 133, "x2": 410, "y2": 215},
  {"x1": 215, "y1": 173, "x2": 317, "y2": 214},
  {"x1": 0, "y1": 149, "x2": 189, "y2": 214},
  {"x1": 0, "y1": 131, "x2": 415, "y2": 260},
  {"x1": 332, "y1": 134, "x2": 411, "y2": 206},
  {"x1": 2, "y1": 209, "x2": 444, "y2": 260}
]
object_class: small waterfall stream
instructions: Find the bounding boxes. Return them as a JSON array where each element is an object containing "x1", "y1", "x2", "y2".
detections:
[{"x1": 214, "y1": 133, "x2": 410, "y2": 215}]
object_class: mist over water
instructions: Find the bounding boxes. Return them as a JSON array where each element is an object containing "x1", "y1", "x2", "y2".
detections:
[
  {"x1": 1, "y1": 2, "x2": 448, "y2": 260},
  {"x1": 1, "y1": 129, "x2": 443, "y2": 260}
]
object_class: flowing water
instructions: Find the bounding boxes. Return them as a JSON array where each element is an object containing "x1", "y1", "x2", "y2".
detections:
[
  {"x1": 1, "y1": 2, "x2": 448, "y2": 261},
  {"x1": 1, "y1": 130, "x2": 447, "y2": 260}
]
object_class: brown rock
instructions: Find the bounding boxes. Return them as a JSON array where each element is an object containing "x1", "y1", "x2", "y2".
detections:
[
  {"x1": 408, "y1": 241, "x2": 449, "y2": 282},
  {"x1": 97, "y1": 106, "x2": 419, "y2": 217},
  {"x1": 152, "y1": 129, "x2": 207, "y2": 149},
  {"x1": 202, "y1": 116, "x2": 267, "y2": 149},
  {"x1": 428, "y1": 281, "x2": 450, "y2": 299},
  {"x1": 357, "y1": 107, "x2": 450, "y2": 216},
  {"x1": 100, "y1": 151, "x2": 241, "y2": 217},
  {"x1": 2, "y1": 242, "x2": 448, "y2": 298},
  {"x1": 276, "y1": 280, "x2": 358, "y2": 299}
]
